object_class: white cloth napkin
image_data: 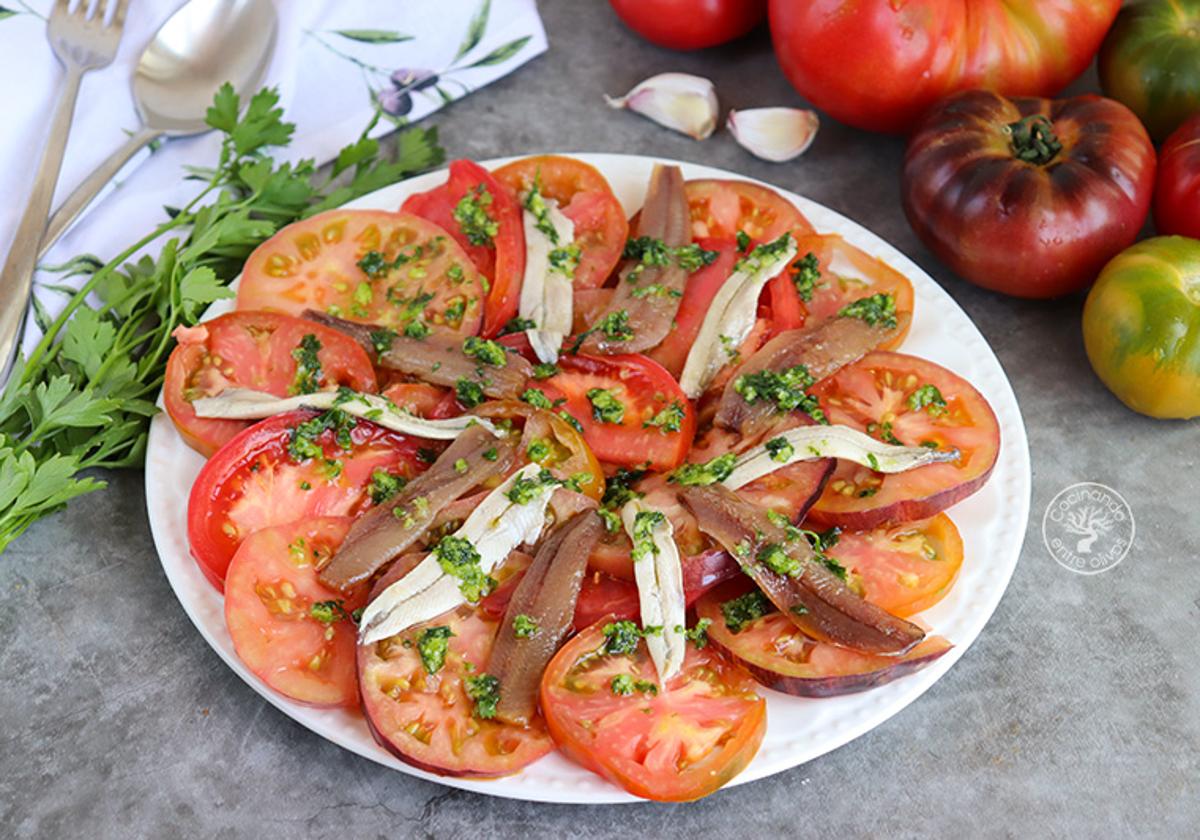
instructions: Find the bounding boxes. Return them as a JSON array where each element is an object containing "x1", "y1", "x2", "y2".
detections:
[{"x1": 0, "y1": 0, "x2": 547, "y2": 348}]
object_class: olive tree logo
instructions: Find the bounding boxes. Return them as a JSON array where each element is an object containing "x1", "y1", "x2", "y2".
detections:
[{"x1": 1042, "y1": 483, "x2": 1134, "y2": 575}]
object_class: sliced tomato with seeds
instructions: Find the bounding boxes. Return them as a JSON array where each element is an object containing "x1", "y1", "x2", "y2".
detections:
[
  {"x1": 237, "y1": 209, "x2": 486, "y2": 336},
  {"x1": 696, "y1": 580, "x2": 953, "y2": 698},
  {"x1": 531, "y1": 353, "x2": 696, "y2": 471},
  {"x1": 359, "y1": 603, "x2": 555, "y2": 777},
  {"x1": 187, "y1": 409, "x2": 428, "y2": 591},
  {"x1": 809, "y1": 352, "x2": 1000, "y2": 529},
  {"x1": 163, "y1": 311, "x2": 377, "y2": 457},
  {"x1": 403, "y1": 160, "x2": 526, "y2": 337},
  {"x1": 823, "y1": 513, "x2": 964, "y2": 618},
  {"x1": 492, "y1": 155, "x2": 628, "y2": 290},
  {"x1": 794, "y1": 234, "x2": 914, "y2": 350},
  {"x1": 541, "y1": 617, "x2": 766, "y2": 802},
  {"x1": 225, "y1": 516, "x2": 365, "y2": 707}
]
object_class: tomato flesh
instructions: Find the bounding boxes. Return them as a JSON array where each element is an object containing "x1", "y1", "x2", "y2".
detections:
[
  {"x1": 164, "y1": 311, "x2": 376, "y2": 457},
  {"x1": 187, "y1": 410, "x2": 427, "y2": 590},
  {"x1": 541, "y1": 618, "x2": 766, "y2": 801},
  {"x1": 225, "y1": 517, "x2": 365, "y2": 707},
  {"x1": 809, "y1": 352, "x2": 1000, "y2": 529}
]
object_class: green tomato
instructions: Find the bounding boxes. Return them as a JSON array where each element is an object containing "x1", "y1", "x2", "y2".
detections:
[
  {"x1": 1099, "y1": 0, "x2": 1200, "y2": 143},
  {"x1": 1083, "y1": 236, "x2": 1200, "y2": 419}
]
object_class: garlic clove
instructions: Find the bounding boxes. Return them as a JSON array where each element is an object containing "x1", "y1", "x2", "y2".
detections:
[
  {"x1": 727, "y1": 107, "x2": 819, "y2": 162},
  {"x1": 605, "y1": 72, "x2": 719, "y2": 140}
]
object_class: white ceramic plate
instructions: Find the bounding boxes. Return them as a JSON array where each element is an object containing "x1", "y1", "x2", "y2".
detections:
[{"x1": 145, "y1": 153, "x2": 1031, "y2": 804}]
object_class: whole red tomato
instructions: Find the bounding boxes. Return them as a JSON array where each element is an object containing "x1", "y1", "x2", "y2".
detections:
[
  {"x1": 769, "y1": 0, "x2": 1121, "y2": 134},
  {"x1": 902, "y1": 91, "x2": 1156, "y2": 299},
  {"x1": 609, "y1": 0, "x2": 766, "y2": 51},
  {"x1": 1155, "y1": 114, "x2": 1200, "y2": 240}
]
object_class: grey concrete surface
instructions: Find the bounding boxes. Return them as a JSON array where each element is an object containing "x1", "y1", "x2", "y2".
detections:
[{"x1": 3, "y1": 1, "x2": 1198, "y2": 837}]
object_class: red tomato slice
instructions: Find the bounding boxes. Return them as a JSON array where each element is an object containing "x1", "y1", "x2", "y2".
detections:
[
  {"x1": 573, "y1": 572, "x2": 639, "y2": 630},
  {"x1": 823, "y1": 513, "x2": 964, "y2": 618},
  {"x1": 237, "y1": 209, "x2": 486, "y2": 336},
  {"x1": 402, "y1": 160, "x2": 526, "y2": 337},
  {"x1": 531, "y1": 353, "x2": 696, "y2": 471},
  {"x1": 809, "y1": 352, "x2": 1000, "y2": 529},
  {"x1": 359, "y1": 603, "x2": 555, "y2": 777},
  {"x1": 646, "y1": 238, "x2": 740, "y2": 377},
  {"x1": 380, "y1": 381, "x2": 450, "y2": 417},
  {"x1": 164, "y1": 311, "x2": 377, "y2": 457},
  {"x1": 696, "y1": 580, "x2": 953, "y2": 698},
  {"x1": 492, "y1": 155, "x2": 628, "y2": 290},
  {"x1": 541, "y1": 618, "x2": 766, "y2": 802},
  {"x1": 795, "y1": 234, "x2": 915, "y2": 350},
  {"x1": 187, "y1": 409, "x2": 428, "y2": 591},
  {"x1": 225, "y1": 517, "x2": 365, "y2": 707}
]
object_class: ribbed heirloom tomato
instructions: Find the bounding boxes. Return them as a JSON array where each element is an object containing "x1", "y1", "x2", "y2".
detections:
[
  {"x1": 1155, "y1": 115, "x2": 1200, "y2": 240},
  {"x1": 769, "y1": 0, "x2": 1122, "y2": 133}
]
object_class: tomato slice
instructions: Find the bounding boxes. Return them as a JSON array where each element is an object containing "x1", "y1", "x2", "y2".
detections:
[
  {"x1": 646, "y1": 238, "x2": 740, "y2": 377},
  {"x1": 530, "y1": 353, "x2": 696, "y2": 471},
  {"x1": 380, "y1": 381, "x2": 450, "y2": 417},
  {"x1": 809, "y1": 352, "x2": 1000, "y2": 529},
  {"x1": 492, "y1": 155, "x2": 628, "y2": 290},
  {"x1": 237, "y1": 209, "x2": 486, "y2": 336},
  {"x1": 187, "y1": 409, "x2": 428, "y2": 591},
  {"x1": 696, "y1": 580, "x2": 953, "y2": 698},
  {"x1": 225, "y1": 517, "x2": 365, "y2": 707},
  {"x1": 821, "y1": 513, "x2": 964, "y2": 617},
  {"x1": 402, "y1": 160, "x2": 526, "y2": 337},
  {"x1": 541, "y1": 618, "x2": 766, "y2": 801},
  {"x1": 795, "y1": 234, "x2": 914, "y2": 349},
  {"x1": 359, "y1": 603, "x2": 555, "y2": 777},
  {"x1": 163, "y1": 311, "x2": 377, "y2": 457}
]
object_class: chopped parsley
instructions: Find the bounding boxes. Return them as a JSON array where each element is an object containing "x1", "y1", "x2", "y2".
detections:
[
  {"x1": 368, "y1": 469, "x2": 407, "y2": 504},
  {"x1": 631, "y1": 283, "x2": 682, "y2": 300},
  {"x1": 757, "y1": 542, "x2": 801, "y2": 577},
  {"x1": 908, "y1": 384, "x2": 948, "y2": 416},
  {"x1": 791, "y1": 252, "x2": 820, "y2": 302},
  {"x1": 310, "y1": 599, "x2": 350, "y2": 625},
  {"x1": 454, "y1": 458, "x2": 469, "y2": 474},
  {"x1": 526, "y1": 437, "x2": 552, "y2": 463},
  {"x1": 733, "y1": 364, "x2": 827, "y2": 424},
  {"x1": 623, "y1": 237, "x2": 719, "y2": 273},
  {"x1": 286, "y1": 410, "x2": 354, "y2": 470},
  {"x1": 499, "y1": 316, "x2": 537, "y2": 336},
  {"x1": 599, "y1": 467, "x2": 646, "y2": 531},
  {"x1": 602, "y1": 620, "x2": 643, "y2": 655},
  {"x1": 586, "y1": 388, "x2": 625, "y2": 424},
  {"x1": 442, "y1": 296, "x2": 467, "y2": 328},
  {"x1": 721, "y1": 590, "x2": 774, "y2": 634},
  {"x1": 630, "y1": 510, "x2": 666, "y2": 563},
  {"x1": 482, "y1": 447, "x2": 499, "y2": 461},
  {"x1": 505, "y1": 468, "x2": 559, "y2": 504},
  {"x1": 734, "y1": 233, "x2": 793, "y2": 274},
  {"x1": 531, "y1": 362, "x2": 559, "y2": 380},
  {"x1": 519, "y1": 388, "x2": 556, "y2": 410},
  {"x1": 416, "y1": 626, "x2": 453, "y2": 675},
  {"x1": 453, "y1": 185, "x2": 498, "y2": 247},
  {"x1": 368, "y1": 327, "x2": 397, "y2": 356},
  {"x1": 735, "y1": 230, "x2": 752, "y2": 252},
  {"x1": 765, "y1": 436, "x2": 794, "y2": 463},
  {"x1": 839, "y1": 293, "x2": 897, "y2": 329},
  {"x1": 868, "y1": 420, "x2": 902, "y2": 446},
  {"x1": 596, "y1": 310, "x2": 634, "y2": 342},
  {"x1": 289, "y1": 334, "x2": 323, "y2": 395},
  {"x1": 464, "y1": 673, "x2": 500, "y2": 719},
  {"x1": 684, "y1": 618, "x2": 712, "y2": 649},
  {"x1": 549, "y1": 244, "x2": 581, "y2": 277},
  {"x1": 642, "y1": 400, "x2": 685, "y2": 434},
  {"x1": 455, "y1": 378, "x2": 486, "y2": 408},
  {"x1": 512, "y1": 614, "x2": 539, "y2": 639},
  {"x1": 462, "y1": 336, "x2": 508, "y2": 367},
  {"x1": 669, "y1": 452, "x2": 736, "y2": 486},
  {"x1": 433, "y1": 535, "x2": 495, "y2": 602},
  {"x1": 404, "y1": 319, "x2": 431, "y2": 339},
  {"x1": 610, "y1": 674, "x2": 658, "y2": 696}
]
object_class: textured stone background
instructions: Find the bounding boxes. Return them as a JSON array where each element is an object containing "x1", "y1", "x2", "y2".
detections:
[{"x1": 3, "y1": 1, "x2": 1198, "y2": 837}]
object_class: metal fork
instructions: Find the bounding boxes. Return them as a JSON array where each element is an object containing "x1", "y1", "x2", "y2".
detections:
[{"x1": 0, "y1": 0, "x2": 130, "y2": 382}]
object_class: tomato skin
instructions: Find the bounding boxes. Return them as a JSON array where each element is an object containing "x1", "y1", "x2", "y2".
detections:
[
  {"x1": 187, "y1": 410, "x2": 427, "y2": 591},
  {"x1": 402, "y1": 160, "x2": 526, "y2": 337},
  {"x1": 1099, "y1": 0, "x2": 1200, "y2": 143},
  {"x1": 903, "y1": 91, "x2": 1156, "y2": 299},
  {"x1": 1155, "y1": 115, "x2": 1200, "y2": 240},
  {"x1": 609, "y1": 0, "x2": 766, "y2": 51},
  {"x1": 225, "y1": 517, "x2": 365, "y2": 707},
  {"x1": 1082, "y1": 236, "x2": 1200, "y2": 419},
  {"x1": 163, "y1": 311, "x2": 377, "y2": 457},
  {"x1": 491, "y1": 155, "x2": 628, "y2": 290},
  {"x1": 541, "y1": 618, "x2": 766, "y2": 801},
  {"x1": 770, "y1": 0, "x2": 1122, "y2": 134}
]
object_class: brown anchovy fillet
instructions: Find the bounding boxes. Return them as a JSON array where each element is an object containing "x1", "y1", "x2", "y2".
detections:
[
  {"x1": 578, "y1": 164, "x2": 690, "y2": 355},
  {"x1": 679, "y1": 484, "x2": 924, "y2": 655},
  {"x1": 304, "y1": 310, "x2": 532, "y2": 399},
  {"x1": 490, "y1": 511, "x2": 602, "y2": 726},
  {"x1": 318, "y1": 425, "x2": 516, "y2": 591},
  {"x1": 714, "y1": 314, "x2": 909, "y2": 439}
]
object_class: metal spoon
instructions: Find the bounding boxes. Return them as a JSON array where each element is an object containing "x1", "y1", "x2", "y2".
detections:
[{"x1": 38, "y1": 0, "x2": 278, "y2": 257}]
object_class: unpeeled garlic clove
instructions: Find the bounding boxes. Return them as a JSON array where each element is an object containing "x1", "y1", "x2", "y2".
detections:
[
  {"x1": 604, "y1": 73, "x2": 719, "y2": 140},
  {"x1": 727, "y1": 107, "x2": 819, "y2": 162}
]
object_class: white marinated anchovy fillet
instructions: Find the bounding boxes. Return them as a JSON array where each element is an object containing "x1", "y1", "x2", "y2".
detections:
[
  {"x1": 359, "y1": 464, "x2": 554, "y2": 644},
  {"x1": 621, "y1": 499, "x2": 686, "y2": 683},
  {"x1": 191, "y1": 387, "x2": 502, "y2": 440},
  {"x1": 678, "y1": 236, "x2": 799, "y2": 398},
  {"x1": 518, "y1": 200, "x2": 576, "y2": 364},
  {"x1": 722, "y1": 424, "x2": 960, "y2": 490}
]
